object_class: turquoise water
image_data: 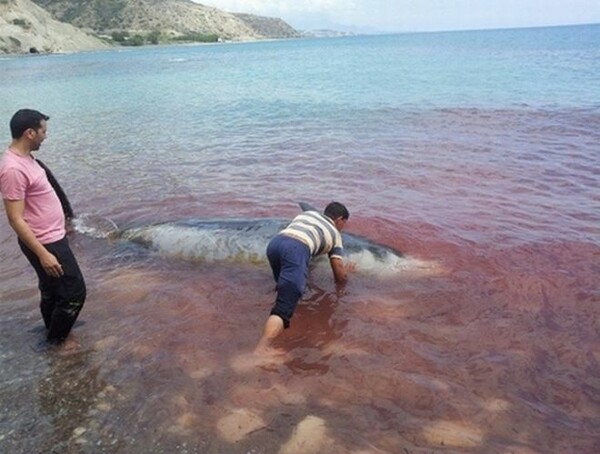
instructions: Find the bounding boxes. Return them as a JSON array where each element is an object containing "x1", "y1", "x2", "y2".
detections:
[
  {"x1": 2, "y1": 24, "x2": 598, "y2": 243},
  {"x1": 2, "y1": 24, "x2": 599, "y2": 112},
  {"x1": 0, "y1": 24, "x2": 599, "y2": 453}
]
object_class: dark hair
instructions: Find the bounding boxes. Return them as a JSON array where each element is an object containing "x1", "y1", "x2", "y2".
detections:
[
  {"x1": 10, "y1": 109, "x2": 49, "y2": 139},
  {"x1": 324, "y1": 201, "x2": 349, "y2": 220}
]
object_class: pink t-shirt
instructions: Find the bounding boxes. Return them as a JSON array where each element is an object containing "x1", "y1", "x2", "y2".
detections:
[{"x1": 0, "y1": 149, "x2": 66, "y2": 244}]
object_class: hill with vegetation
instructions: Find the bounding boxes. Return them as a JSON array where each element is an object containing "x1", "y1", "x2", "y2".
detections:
[
  {"x1": 32, "y1": 0, "x2": 299, "y2": 45},
  {"x1": 0, "y1": 0, "x2": 109, "y2": 54},
  {"x1": 0, "y1": 0, "x2": 299, "y2": 54}
]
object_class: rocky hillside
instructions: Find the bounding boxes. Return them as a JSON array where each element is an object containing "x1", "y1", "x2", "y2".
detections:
[
  {"x1": 231, "y1": 13, "x2": 298, "y2": 39},
  {"x1": 32, "y1": 0, "x2": 299, "y2": 40},
  {"x1": 0, "y1": 0, "x2": 109, "y2": 54}
]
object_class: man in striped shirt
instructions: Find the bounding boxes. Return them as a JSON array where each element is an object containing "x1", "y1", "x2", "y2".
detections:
[{"x1": 254, "y1": 202, "x2": 350, "y2": 355}]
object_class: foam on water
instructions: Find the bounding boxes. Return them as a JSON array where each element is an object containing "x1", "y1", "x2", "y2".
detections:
[
  {"x1": 72, "y1": 214, "x2": 120, "y2": 239},
  {"x1": 344, "y1": 249, "x2": 440, "y2": 276}
]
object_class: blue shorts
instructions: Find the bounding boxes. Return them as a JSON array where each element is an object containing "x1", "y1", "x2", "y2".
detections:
[{"x1": 266, "y1": 234, "x2": 311, "y2": 328}]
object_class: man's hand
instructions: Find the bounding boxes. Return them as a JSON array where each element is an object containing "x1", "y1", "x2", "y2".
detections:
[
  {"x1": 345, "y1": 261, "x2": 358, "y2": 273},
  {"x1": 4, "y1": 199, "x2": 64, "y2": 277},
  {"x1": 40, "y1": 251, "x2": 63, "y2": 277}
]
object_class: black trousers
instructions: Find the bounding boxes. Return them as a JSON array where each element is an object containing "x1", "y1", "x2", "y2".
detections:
[{"x1": 19, "y1": 237, "x2": 86, "y2": 342}]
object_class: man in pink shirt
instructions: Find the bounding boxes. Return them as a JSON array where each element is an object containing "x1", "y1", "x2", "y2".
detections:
[{"x1": 0, "y1": 109, "x2": 86, "y2": 348}]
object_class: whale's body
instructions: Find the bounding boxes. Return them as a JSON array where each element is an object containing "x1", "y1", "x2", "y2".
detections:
[
  {"x1": 75, "y1": 204, "x2": 430, "y2": 275},
  {"x1": 120, "y1": 220, "x2": 412, "y2": 275}
]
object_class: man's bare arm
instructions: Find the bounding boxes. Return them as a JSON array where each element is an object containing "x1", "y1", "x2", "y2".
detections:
[
  {"x1": 3, "y1": 199, "x2": 63, "y2": 277},
  {"x1": 330, "y1": 257, "x2": 348, "y2": 284}
]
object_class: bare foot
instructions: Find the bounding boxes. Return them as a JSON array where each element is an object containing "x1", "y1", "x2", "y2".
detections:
[
  {"x1": 253, "y1": 345, "x2": 286, "y2": 357},
  {"x1": 30, "y1": 339, "x2": 58, "y2": 353},
  {"x1": 59, "y1": 337, "x2": 80, "y2": 351},
  {"x1": 30, "y1": 336, "x2": 80, "y2": 354},
  {"x1": 230, "y1": 349, "x2": 287, "y2": 373},
  {"x1": 53, "y1": 337, "x2": 84, "y2": 356}
]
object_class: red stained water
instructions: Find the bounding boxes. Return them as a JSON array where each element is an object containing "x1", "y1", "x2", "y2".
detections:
[{"x1": 1, "y1": 106, "x2": 599, "y2": 453}]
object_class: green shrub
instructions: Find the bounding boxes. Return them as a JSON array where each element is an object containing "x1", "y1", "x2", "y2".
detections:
[
  {"x1": 172, "y1": 33, "x2": 219, "y2": 43},
  {"x1": 147, "y1": 30, "x2": 162, "y2": 45},
  {"x1": 125, "y1": 35, "x2": 145, "y2": 46},
  {"x1": 110, "y1": 30, "x2": 219, "y2": 47},
  {"x1": 12, "y1": 18, "x2": 31, "y2": 30},
  {"x1": 111, "y1": 31, "x2": 130, "y2": 42}
]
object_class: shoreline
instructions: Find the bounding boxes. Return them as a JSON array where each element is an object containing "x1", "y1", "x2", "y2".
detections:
[{"x1": 0, "y1": 35, "x2": 309, "y2": 57}]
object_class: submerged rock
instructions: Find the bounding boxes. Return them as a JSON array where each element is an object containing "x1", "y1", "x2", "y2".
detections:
[
  {"x1": 422, "y1": 420, "x2": 483, "y2": 448},
  {"x1": 216, "y1": 408, "x2": 266, "y2": 443},
  {"x1": 278, "y1": 415, "x2": 334, "y2": 454}
]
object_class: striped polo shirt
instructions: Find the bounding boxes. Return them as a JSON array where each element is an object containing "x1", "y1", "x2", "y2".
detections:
[{"x1": 280, "y1": 210, "x2": 344, "y2": 259}]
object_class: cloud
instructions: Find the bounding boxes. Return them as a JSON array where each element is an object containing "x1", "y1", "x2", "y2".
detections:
[
  {"x1": 197, "y1": 0, "x2": 362, "y2": 21},
  {"x1": 200, "y1": 1, "x2": 351, "y2": 15},
  {"x1": 196, "y1": 0, "x2": 600, "y2": 33},
  {"x1": 197, "y1": 0, "x2": 377, "y2": 31}
]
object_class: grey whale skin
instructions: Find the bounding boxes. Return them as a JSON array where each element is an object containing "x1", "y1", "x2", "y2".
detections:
[{"x1": 118, "y1": 203, "x2": 404, "y2": 272}]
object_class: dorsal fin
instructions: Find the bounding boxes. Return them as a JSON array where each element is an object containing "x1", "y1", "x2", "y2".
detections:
[{"x1": 298, "y1": 202, "x2": 318, "y2": 212}]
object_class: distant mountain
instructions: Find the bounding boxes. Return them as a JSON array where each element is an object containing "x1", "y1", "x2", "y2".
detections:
[
  {"x1": 0, "y1": 0, "x2": 109, "y2": 54},
  {"x1": 231, "y1": 12, "x2": 298, "y2": 39},
  {"x1": 301, "y1": 29, "x2": 357, "y2": 38},
  {"x1": 31, "y1": 0, "x2": 300, "y2": 41}
]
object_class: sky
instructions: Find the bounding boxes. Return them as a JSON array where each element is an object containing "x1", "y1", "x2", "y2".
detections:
[{"x1": 195, "y1": 0, "x2": 600, "y2": 33}]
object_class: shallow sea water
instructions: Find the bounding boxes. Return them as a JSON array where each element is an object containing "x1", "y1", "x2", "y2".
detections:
[{"x1": 0, "y1": 25, "x2": 599, "y2": 453}]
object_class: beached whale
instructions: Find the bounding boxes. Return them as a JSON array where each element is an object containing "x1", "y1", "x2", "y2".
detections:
[{"x1": 75, "y1": 204, "x2": 433, "y2": 275}]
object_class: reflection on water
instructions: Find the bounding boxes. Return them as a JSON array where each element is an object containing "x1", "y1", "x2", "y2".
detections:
[
  {"x1": 2, "y1": 231, "x2": 598, "y2": 453},
  {"x1": 36, "y1": 349, "x2": 103, "y2": 452},
  {"x1": 279, "y1": 285, "x2": 347, "y2": 376}
]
